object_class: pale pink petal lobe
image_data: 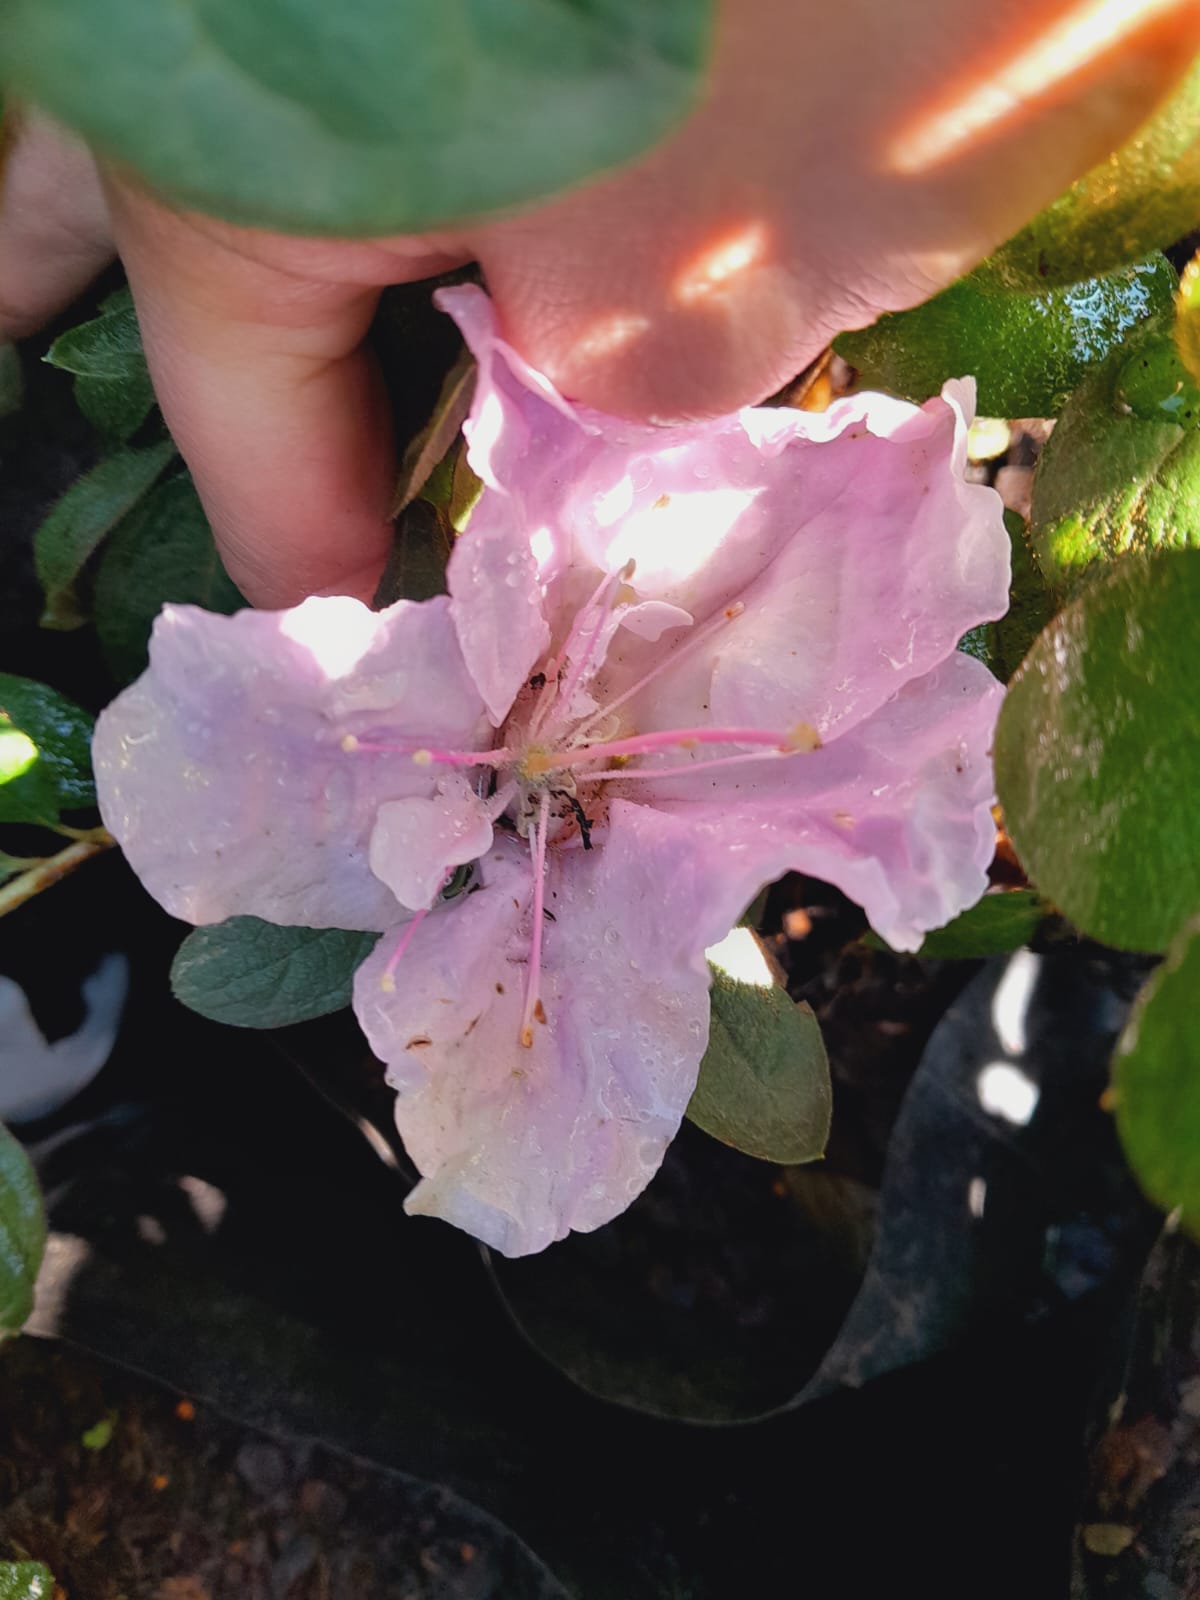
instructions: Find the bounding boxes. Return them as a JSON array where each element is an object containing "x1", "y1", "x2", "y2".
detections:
[
  {"x1": 93, "y1": 596, "x2": 488, "y2": 930},
  {"x1": 354, "y1": 840, "x2": 710, "y2": 1257}
]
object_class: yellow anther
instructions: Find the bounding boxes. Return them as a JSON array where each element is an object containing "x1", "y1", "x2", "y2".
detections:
[
  {"x1": 341, "y1": 734, "x2": 359, "y2": 753},
  {"x1": 412, "y1": 749, "x2": 434, "y2": 766},
  {"x1": 783, "y1": 721, "x2": 822, "y2": 753},
  {"x1": 519, "y1": 748, "x2": 556, "y2": 778},
  {"x1": 380, "y1": 972, "x2": 396, "y2": 994}
]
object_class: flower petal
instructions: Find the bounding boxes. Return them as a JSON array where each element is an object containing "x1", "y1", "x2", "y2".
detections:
[
  {"x1": 447, "y1": 492, "x2": 550, "y2": 725},
  {"x1": 603, "y1": 652, "x2": 1004, "y2": 956},
  {"x1": 440, "y1": 287, "x2": 1007, "y2": 743},
  {"x1": 354, "y1": 839, "x2": 709, "y2": 1257},
  {"x1": 368, "y1": 773, "x2": 494, "y2": 911},
  {"x1": 94, "y1": 596, "x2": 488, "y2": 930}
]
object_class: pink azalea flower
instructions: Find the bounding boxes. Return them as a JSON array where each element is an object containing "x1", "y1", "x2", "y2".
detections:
[{"x1": 93, "y1": 286, "x2": 1009, "y2": 1257}]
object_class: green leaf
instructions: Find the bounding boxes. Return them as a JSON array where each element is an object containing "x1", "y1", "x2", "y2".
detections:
[
  {"x1": 93, "y1": 473, "x2": 243, "y2": 683},
  {"x1": 372, "y1": 498, "x2": 454, "y2": 608},
  {"x1": 688, "y1": 949, "x2": 831, "y2": 1164},
  {"x1": 1030, "y1": 312, "x2": 1200, "y2": 594},
  {"x1": 0, "y1": 1121, "x2": 46, "y2": 1338},
  {"x1": 171, "y1": 918, "x2": 380, "y2": 1028},
  {"x1": 867, "y1": 889, "x2": 1049, "y2": 959},
  {"x1": 80, "y1": 1412, "x2": 116, "y2": 1451},
  {"x1": 0, "y1": 341, "x2": 22, "y2": 419},
  {"x1": 980, "y1": 55, "x2": 1200, "y2": 290},
  {"x1": 834, "y1": 256, "x2": 1175, "y2": 418},
  {"x1": 46, "y1": 284, "x2": 156, "y2": 442},
  {"x1": 33, "y1": 440, "x2": 176, "y2": 629},
  {"x1": 392, "y1": 349, "x2": 477, "y2": 519},
  {"x1": 46, "y1": 285, "x2": 145, "y2": 379},
  {"x1": 0, "y1": 1563, "x2": 55, "y2": 1600},
  {"x1": 958, "y1": 509, "x2": 1055, "y2": 682},
  {"x1": 1175, "y1": 250, "x2": 1200, "y2": 388},
  {"x1": 1113, "y1": 914, "x2": 1200, "y2": 1231},
  {"x1": 0, "y1": 0, "x2": 715, "y2": 235},
  {"x1": 995, "y1": 551, "x2": 1200, "y2": 953},
  {"x1": 0, "y1": 674, "x2": 95, "y2": 826}
]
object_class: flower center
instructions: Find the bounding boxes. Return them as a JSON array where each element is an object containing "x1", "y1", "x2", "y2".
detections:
[{"x1": 341, "y1": 569, "x2": 822, "y2": 1048}]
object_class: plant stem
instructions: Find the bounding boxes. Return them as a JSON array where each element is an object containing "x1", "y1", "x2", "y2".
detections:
[{"x1": 0, "y1": 828, "x2": 116, "y2": 918}]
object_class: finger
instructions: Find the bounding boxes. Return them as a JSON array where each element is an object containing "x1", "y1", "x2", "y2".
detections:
[
  {"x1": 471, "y1": 0, "x2": 1200, "y2": 423},
  {"x1": 0, "y1": 107, "x2": 113, "y2": 340},
  {"x1": 106, "y1": 182, "x2": 416, "y2": 608}
]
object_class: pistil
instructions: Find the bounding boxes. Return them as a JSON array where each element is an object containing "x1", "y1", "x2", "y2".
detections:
[{"x1": 519, "y1": 791, "x2": 551, "y2": 1048}]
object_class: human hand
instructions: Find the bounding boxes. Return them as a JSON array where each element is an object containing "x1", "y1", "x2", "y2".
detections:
[{"x1": 3, "y1": 0, "x2": 1198, "y2": 606}]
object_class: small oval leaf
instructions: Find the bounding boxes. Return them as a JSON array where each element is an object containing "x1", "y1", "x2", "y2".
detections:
[
  {"x1": 93, "y1": 474, "x2": 243, "y2": 684},
  {"x1": 0, "y1": 674, "x2": 95, "y2": 826},
  {"x1": 1031, "y1": 312, "x2": 1200, "y2": 595},
  {"x1": 687, "y1": 953, "x2": 831, "y2": 1164},
  {"x1": 34, "y1": 440, "x2": 176, "y2": 630},
  {"x1": 869, "y1": 889, "x2": 1050, "y2": 959},
  {"x1": 171, "y1": 918, "x2": 380, "y2": 1029},
  {"x1": 1113, "y1": 915, "x2": 1200, "y2": 1231},
  {"x1": 995, "y1": 550, "x2": 1200, "y2": 953},
  {"x1": 0, "y1": 1122, "x2": 46, "y2": 1337},
  {"x1": 836, "y1": 257, "x2": 1175, "y2": 419}
]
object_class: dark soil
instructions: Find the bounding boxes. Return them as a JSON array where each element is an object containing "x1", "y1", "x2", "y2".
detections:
[{"x1": 0, "y1": 1338, "x2": 564, "y2": 1600}]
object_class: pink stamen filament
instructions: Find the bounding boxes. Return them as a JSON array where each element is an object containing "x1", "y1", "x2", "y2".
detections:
[
  {"x1": 379, "y1": 905, "x2": 431, "y2": 993},
  {"x1": 581, "y1": 747, "x2": 799, "y2": 784},
  {"x1": 519, "y1": 791, "x2": 551, "y2": 1048},
  {"x1": 540, "y1": 724, "x2": 795, "y2": 772},
  {"x1": 343, "y1": 734, "x2": 511, "y2": 770}
]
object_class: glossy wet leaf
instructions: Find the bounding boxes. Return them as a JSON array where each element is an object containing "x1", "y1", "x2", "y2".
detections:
[
  {"x1": 687, "y1": 965, "x2": 831, "y2": 1164},
  {"x1": 995, "y1": 551, "x2": 1200, "y2": 952},
  {"x1": 959, "y1": 509, "x2": 1055, "y2": 682},
  {"x1": 981, "y1": 56, "x2": 1200, "y2": 290},
  {"x1": 1031, "y1": 313, "x2": 1200, "y2": 594},
  {"x1": 0, "y1": 1121, "x2": 45, "y2": 1337},
  {"x1": 1113, "y1": 915, "x2": 1200, "y2": 1231},
  {"x1": 0, "y1": 674, "x2": 95, "y2": 826},
  {"x1": 834, "y1": 256, "x2": 1175, "y2": 418},
  {"x1": 0, "y1": 1563, "x2": 54, "y2": 1600},
  {"x1": 0, "y1": 0, "x2": 714, "y2": 234},
  {"x1": 45, "y1": 285, "x2": 156, "y2": 442},
  {"x1": 34, "y1": 440, "x2": 176, "y2": 629},
  {"x1": 93, "y1": 474, "x2": 243, "y2": 683},
  {"x1": 868, "y1": 889, "x2": 1049, "y2": 959},
  {"x1": 172, "y1": 919, "x2": 379, "y2": 1028}
]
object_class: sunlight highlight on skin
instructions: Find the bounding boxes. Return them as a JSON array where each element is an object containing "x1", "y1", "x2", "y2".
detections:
[
  {"x1": 888, "y1": 0, "x2": 1185, "y2": 174},
  {"x1": 673, "y1": 223, "x2": 768, "y2": 306},
  {"x1": 570, "y1": 311, "x2": 652, "y2": 362}
]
